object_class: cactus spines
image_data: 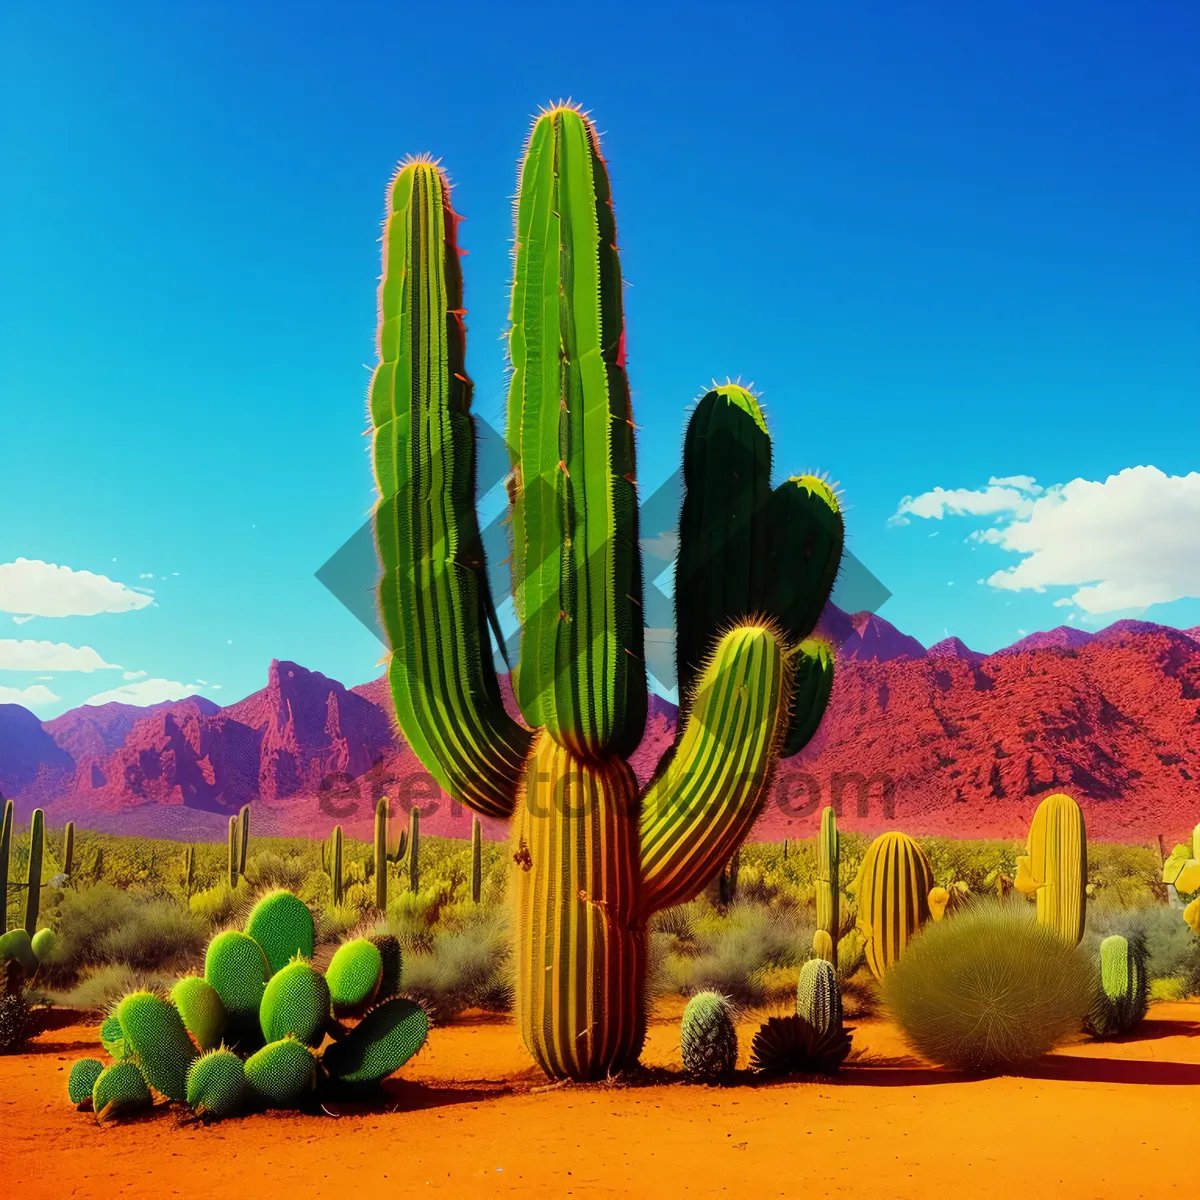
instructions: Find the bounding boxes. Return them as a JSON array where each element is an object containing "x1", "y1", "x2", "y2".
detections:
[
  {"x1": 116, "y1": 990, "x2": 198, "y2": 1102},
  {"x1": 853, "y1": 831, "x2": 935, "y2": 980},
  {"x1": 260, "y1": 960, "x2": 331, "y2": 1047},
  {"x1": 62, "y1": 820, "x2": 74, "y2": 878},
  {"x1": 680, "y1": 991, "x2": 738, "y2": 1081},
  {"x1": 186, "y1": 1048, "x2": 246, "y2": 1118},
  {"x1": 170, "y1": 976, "x2": 228, "y2": 1052},
  {"x1": 92, "y1": 1060, "x2": 151, "y2": 1123},
  {"x1": 796, "y1": 958, "x2": 842, "y2": 1036},
  {"x1": 368, "y1": 108, "x2": 843, "y2": 1081},
  {"x1": 471, "y1": 814, "x2": 482, "y2": 904},
  {"x1": 244, "y1": 1036, "x2": 316, "y2": 1106},
  {"x1": 244, "y1": 889, "x2": 315, "y2": 974},
  {"x1": 1015, "y1": 792, "x2": 1087, "y2": 945},
  {"x1": 327, "y1": 938, "x2": 384, "y2": 1016},
  {"x1": 204, "y1": 931, "x2": 270, "y2": 1042},
  {"x1": 0, "y1": 796, "x2": 11, "y2": 930},
  {"x1": 68, "y1": 1057, "x2": 106, "y2": 1108},
  {"x1": 815, "y1": 805, "x2": 839, "y2": 963},
  {"x1": 1087, "y1": 934, "x2": 1148, "y2": 1039},
  {"x1": 323, "y1": 996, "x2": 428, "y2": 1086},
  {"x1": 369, "y1": 934, "x2": 402, "y2": 1001},
  {"x1": 23, "y1": 808, "x2": 43, "y2": 934},
  {"x1": 407, "y1": 806, "x2": 420, "y2": 893}
]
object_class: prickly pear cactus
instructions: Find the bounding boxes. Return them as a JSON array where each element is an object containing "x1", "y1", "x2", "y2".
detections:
[
  {"x1": 244, "y1": 1037, "x2": 316, "y2": 1107},
  {"x1": 186, "y1": 1048, "x2": 246, "y2": 1119},
  {"x1": 92, "y1": 1060, "x2": 151, "y2": 1123},
  {"x1": 323, "y1": 997, "x2": 428, "y2": 1086},
  {"x1": 204, "y1": 930, "x2": 270, "y2": 1041},
  {"x1": 68, "y1": 1058, "x2": 106, "y2": 1108},
  {"x1": 259, "y1": 960, "x2": 331, "y2": 1047},
  {"x1": 170, "y1": 976, "x2": 228, "y2": 1052},
  {"x1": 245, "y1": 889, "x2": 315, "y2": 974},
  {"x1": 116, "y1": 991, "x2": 197, "y2": 1103},
  {"x1": 369, "y1": 934, "x2": 402, "y2": 1001},
  {"x1": 326, "y1": 938, "x2": 383, "y2": 1015}
]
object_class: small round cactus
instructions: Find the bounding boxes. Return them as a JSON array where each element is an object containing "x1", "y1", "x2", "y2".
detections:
[
  {"x1": 171, "y1": 976, "x2": 228, "y2": 1052},
  {"x1": 30, "y1": 927, "x2": 57, "y2": 962},
  {"x1": 260, "y1": 960, "x2": 331, "y2": 1047},
  {"x1": 116, "y1": 991, "x2": 197, "y2": 1102},
  {"x1": 680, "y1": 992, "x2": 738, "y2": 1081},
  {"x1": 244, "y1": 1036, "x2": 317, "y2": 1106},
  {"x1": 0, "y1": 928, "x2": 38, "y2": 976},
  {"x1": 204, "y1": 930, "x2": 270, "y2": 1039},
  {"x1": 323, "y1": 996, "x2": 428, "y2": 1086},
  {"x1": 92, "y1": 1060, "x2": 151, "y2": 1122},
  {"x1": 245, "y1": 890, "x2": 315, "y2": 974},
  {"x1": 68, "y1": 1057, "x2": 106, "y2": 1108},
  {"x1": 186, "y1": 1048, "x2": 246, "y2": 1118},
  {"x1": 326, "y1": 938, "x2": 383, "y2": 1015}
]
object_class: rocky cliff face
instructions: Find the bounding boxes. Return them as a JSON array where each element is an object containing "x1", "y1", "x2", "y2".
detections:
[{"x1": 3, "y1": 612, "x2": 1199, "y2": 844}]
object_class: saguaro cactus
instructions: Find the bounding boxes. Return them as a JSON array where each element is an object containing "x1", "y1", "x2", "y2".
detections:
[
  {"x1": 1016, "y1": 792, "x2": 1087, "y2": 944},
  {"x1": 471, "y1": 815, "x2": 482, "y2": 904},
  {"x1": 0, "y1": 797, "x2": 11, "y2": 930},
  {"x1": 853, "y1": 831, "x2": 934, "y2": 980},
  {"x1": 182, "y1": 845, "x2": 195, "y2": 898},
  {"x1": 815, "y1": 806, "x2": 839, "y2": 964},
  {"x1": 368, "y1": 107, "x2": 843, "y2": 1080},
  {"x1": 227, "y1": 816, "x2": 239, "y2": 889},
  {"x1": 24, "y1": 808, "x2": 44, "y2": 935},
  {"x1": 407, "y1": 807, "x2": 420, "y2": 894},
  {"x1": 373, "y1": 797, "x2": 409, "y2": 912},
  {"x1": 238, "y1": 805, "x2": 250, "y2": 876},
  {"x1": 62, "y1": 821, "x2": 74, "y2": 879},
  {"x1": 323, "y1": 825, "x2": 344, "y2": 906}
]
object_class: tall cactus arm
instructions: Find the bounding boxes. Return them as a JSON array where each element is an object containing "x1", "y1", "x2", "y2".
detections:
[
  {"x1": 506, "y1": 105, "x2": 646, "y2": 760},
  {"x1": 639, "y1": 623, "x2": 792, "y2": 914},
  {"x1": 372, "y1": 159, "x2": 532, "y2": 817},
  {"x1": 673, "y1": 385, "x2": 773, "y2": 714}
]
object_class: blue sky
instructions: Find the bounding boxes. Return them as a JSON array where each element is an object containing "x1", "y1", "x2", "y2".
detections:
[{"x1": 3, "y1": 0, "x2": 1199, "y2": 718}]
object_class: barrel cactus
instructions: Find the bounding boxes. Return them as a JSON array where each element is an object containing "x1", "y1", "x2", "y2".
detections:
[
  {"x1": 367, "y1": 105, "x2": 843, "y2": 1081},
  {"x1": 853, "y1": 832, "x2": 935, "y2": 980},
  {"x1": 1016, "y1": 792, "x2": 1087, "y2": 944},
  {"x1": 796, "y1": 958, "x2": 842, "y2": 1035},
  {"x1": 68, "y1": 1057, "x2": 106, "y2": 1108},
  {"x1": 680, "y1": 992, "x2": 738, "y2": 1081},
  {"x1": 1086, "y1": 934, "x2": 1148, "y2": 1039}
]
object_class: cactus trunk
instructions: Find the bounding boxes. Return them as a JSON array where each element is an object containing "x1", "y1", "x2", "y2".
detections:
[
  {"x1": 513, "y1": 734, "x2": 644, "y2": 1080},
  {"x1": 407, "y1": 807, "x2": 420, "y2": 893},
  {"x1": 854, "y1": 831, "x2": 934, "y2": 980},
  {"x1": 227, "y1": 816, "x2": 238, "y2": 889},
  {"x1": 374, "y1": 798, "x2": 388, "y2": 912},
  {"x1": 183, "y1": 845, "x2": 194, "y2": 898},
  {"x1": 1017, "y1": 792, "x2": 1087, "y2": 944},
  {"x1": 329, "y1": 826, "x2": 344, "y2": 906},
  {"x1": 63, "y1": 821, "x2": 74, "y2": 878},
  {"x1": 816, "y1": 806, "x2": 840, "y2": 963},
  {"x1": 238, "y1": 804, "x2": 250, "y2": 875},
  {"x1": 471, "y1": 815, "x2": 482, "y2": 904},
  {"x1": 0, "y1": 798, "x2": 11, "y2": 931},
  {"x1": 24, "y1": 808, "x2": 44, "y2": 935}
]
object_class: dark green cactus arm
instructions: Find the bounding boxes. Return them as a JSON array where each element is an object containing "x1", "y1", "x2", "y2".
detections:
[
  {"x1": 782, "y1": 638, "x2": 835, "y2": 757},
  {"x1": 228, "y1": 815, "x2": 238, "y2": 888},
  {"x1": 640, "y1": 624, "x2": 792, "y2": 914},
  {"x1": 0, "y1": 798, "x2": 11, "y2": 930},
  {"x1": 407, "y1": 807, "x2": 420, "y2": 893},
  {"x1": 372, "y1": 159, "x2": 531, "y2": 817},
  {"x1": 374, "y1": 798, "x2": 388, "y2": 912},
  {"x1": 238, "y1": 804, "x2": 250, "y2": 874},
  {"x1": 506, "y1": 105, "x2": 646, "y2": 759},
  {"x1": 673, "y1": 385, "x2": 772, "y2": 710},
  {"x1": 24, "y1": 808, "x2": 43, "y2": 935},
  {"x1": 63, "y1": 820, "x2": 74, "y2": 877},
  {"x1": 470, "y1": 814, "x2": 482, "y2": 904}
]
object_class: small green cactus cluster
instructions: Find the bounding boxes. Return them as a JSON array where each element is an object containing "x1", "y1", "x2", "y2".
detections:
[
  {"x1": 1086, "y1": 934, "x2": 1148, "y2": 1039},
  {"x1": 748, "y1": 958, "x2": 852, "y2": 1076},
  {"x1": 680, "y1": 991, "x2": 738, "y2": 1082},
  {"x1": 66, "y1": 887, "x2": 428, "y2": 1123}
]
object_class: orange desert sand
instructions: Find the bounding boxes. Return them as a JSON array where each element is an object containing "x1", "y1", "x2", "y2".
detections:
[{"x1": 4, "y1": 999, "x2": 1198, "y2": 1198}]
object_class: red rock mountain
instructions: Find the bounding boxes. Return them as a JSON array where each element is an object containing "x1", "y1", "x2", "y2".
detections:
[{"x1": 3, "y1": 611, "x2": 1199, "y2": 844}]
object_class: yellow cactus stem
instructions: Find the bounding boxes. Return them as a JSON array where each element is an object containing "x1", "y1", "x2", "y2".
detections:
[
  {"x1": 1184, "y1": 897, "x2": 1200, "y2": 937},
  {"x1": 812, "y1": 928, "x2": 835, "y2": 963},
  {"x1": 1023, "y1": 792, "x2": 1088, "y2": 945},
  {"x1": 928, "y1": 887, "x2": 950, "y2": 921},
  {"x1": 1014, "y1": 855, "x2": 1042, "y2": 897},
  {"x1": 853, "y1": 831, "x2": 935, "y2": 980},
  {"x1": 1178, "y1": 862, "x2": 1200, "y2": 894}
]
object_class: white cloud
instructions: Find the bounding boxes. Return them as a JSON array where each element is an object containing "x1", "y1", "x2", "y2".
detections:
[
  {"x1": 0, "y1": 559, "x2": 153, "y2": 618},
  {"x1": 84, "y1": 678, "x2": 207, "y2": 707},
  {"x1": 122, "y1": 669, "x2": 148, "y2": 681},
  {"x1": 0, "y1": 683, "x2": 61, "y2": 707},
  {"x1": 889, "y1": 477, "x2": 1041, "y2": 526},
  {"x1": 897, "y1": 465, "x2": 1200, "y2": 615},
  {"x1": 139, "y1": 573, "x2": 154, "y2": 580},
  {"x1": 0, "y1": 639, "x2": 121, "y2": 672},
  {"x1": 12, "y1": 615, "x2": 35, "y2": 625}
]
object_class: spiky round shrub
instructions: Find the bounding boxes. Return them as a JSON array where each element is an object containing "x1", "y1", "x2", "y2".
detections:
[
  {"x1": 748, "y1": 1015, "x2": 852, "y2": 1075},
  {"x1": 796, "y1": 958, "x2": 841, "y2": 1034},
  {"x1": 680, "y1": 991, "x2": 737, "y2": 1081},
  {"x1": 882, "y1": 898, "x2": 1094, "y2": 1072},
  {"x1": 244, "y1": 890, "x2": 314, "y2": 975},
  {"x1": 323, "y1": 997, "x2": 428, "y2": 1086},
  {"x1": 204, "y1": 930, "x2": 270, "y2": 1039},
  {"x1": 68, "y1": 1057, "x2": 106, "y2": 1107},
  {"x1": 116, "y1": 991, "x2": 197, "y2": 1102},
  {"x1": 326, "y1": 938, "x2": 383, "y2": 1015},
  {"x1": 370, "y1": 933, "x2": 402, "y2": 1001},
  {"x1": 186, "y1": 1048, "x2": 246, "y2": 1118},
  {"x1": 92, "y1": 1060, "x2": 151, "y2": 1122},
  {"x1": 244, "y1": 1036, "x2": 316, "y2": 1106},
  {"x1": 171, "y1": 976, "x2": 228, "y2": 1051},
  {"x1": 100, "y1": 1014, "x2": 125, "y2": 1059},
  {"x1": 0, "y1": 928, "x2": 38, "y2": 977},
  {"x1": 260, "y1": 960, "x2": 330, "y2": 1047},
  {"x1": 30, "y1": 928, "x2": 57, "y2": 962}
]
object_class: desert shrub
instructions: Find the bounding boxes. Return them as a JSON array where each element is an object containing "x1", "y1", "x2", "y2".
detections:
[
  {"x1": 0, "y1": 990, "x2": 36, "y2": 1054},
  {"x1": 189, "y1": 882, "x2": 245, "y2": 928},
  {"x1": 398, "y1": 912, "x2": 513, "y2": 1021},
  {"x1": 243, "y1": 851, "x2": 308, "y2": 893},
  {"x1": 52, "y1": 884, "x2": 204, "y2": 976},
  {"x1": 56, "y1": 964, "x2": 181, "y2": 1013},
  {"x1": 883, "y1": 898, "x2": 1095, "y2": 1072}
]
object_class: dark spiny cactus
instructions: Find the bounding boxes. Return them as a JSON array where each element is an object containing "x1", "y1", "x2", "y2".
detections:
[
  {"x1": 92, "y1": 845, "x2": 104, "y2": 883},
  {"x1": 680, "y1": 992, "x2": 738, "y2": 1081}
]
